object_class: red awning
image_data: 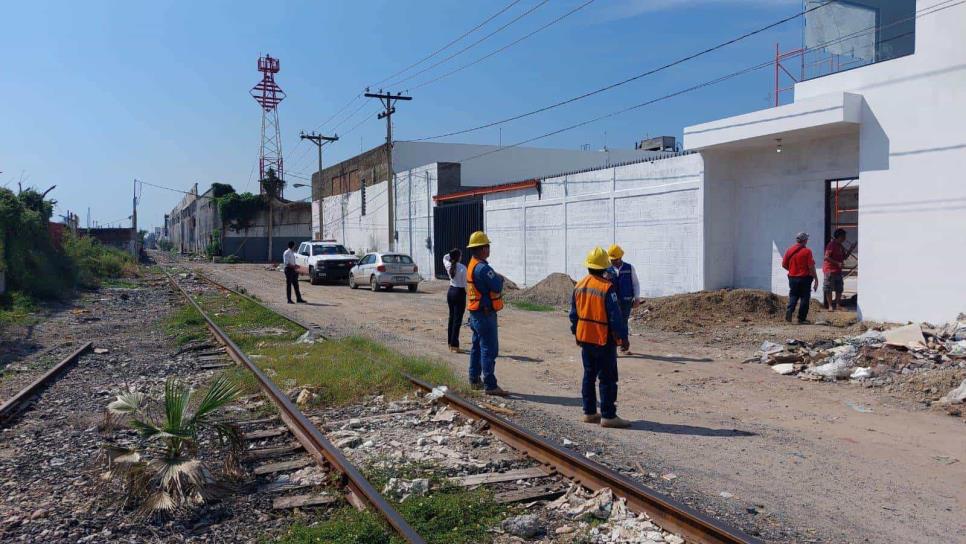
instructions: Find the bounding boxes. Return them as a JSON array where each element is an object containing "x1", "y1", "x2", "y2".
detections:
[{"x1": 433, "y1": 179, "x2": 539, "y2": 203}]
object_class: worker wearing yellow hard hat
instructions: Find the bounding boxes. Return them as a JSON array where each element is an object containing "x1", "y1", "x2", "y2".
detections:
[
  {"x1": 464, "y1": 231, "x2": 508, "y2": 396},
  {"x1": 605, "y1": 244, "x2": 641, "y2": 354},
  {"x1": 569, "y1": 247, "x2": 631, "y2": 429}
]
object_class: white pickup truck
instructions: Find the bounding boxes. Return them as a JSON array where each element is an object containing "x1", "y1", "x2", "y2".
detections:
[{"x1": 294, "y1": 240, "x2": 359, "y2": 285}]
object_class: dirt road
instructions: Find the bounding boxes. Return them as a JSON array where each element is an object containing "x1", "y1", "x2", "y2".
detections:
[{"x1": 198, "y1": 263, "x2": 965, "y2": 543}]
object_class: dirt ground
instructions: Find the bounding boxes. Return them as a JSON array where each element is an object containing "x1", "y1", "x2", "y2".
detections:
[{"x1": 197, "y1": 263, "x2": 965, "y2": 544}]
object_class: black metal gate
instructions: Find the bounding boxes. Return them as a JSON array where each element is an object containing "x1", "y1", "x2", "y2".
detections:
[{"x1": 433, "y1": 201, "x2": 483, "y2": 279}]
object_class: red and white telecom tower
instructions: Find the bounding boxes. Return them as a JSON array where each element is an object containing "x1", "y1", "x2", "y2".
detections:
[{"x1": 250, "y1": 54, "x2": 286, "y2": 195}]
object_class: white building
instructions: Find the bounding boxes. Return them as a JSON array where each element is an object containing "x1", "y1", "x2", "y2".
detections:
[{"x1": 685, "y1": 0, "x2": 966, "y2": 323}]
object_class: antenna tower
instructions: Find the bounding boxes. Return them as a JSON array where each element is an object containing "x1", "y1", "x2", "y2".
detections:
[{"x1": 250, "y1": 54, "x2": 286, "y2": 194}]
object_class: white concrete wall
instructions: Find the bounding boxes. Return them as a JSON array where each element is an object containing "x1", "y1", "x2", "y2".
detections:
[
  {"x1": 394, "y1": 141, "x2": 658, "y2": 187},
  {"x1": 703, "y1": 133, "x2": 859, "y2": 294},
  {"x1": 791, "y1": 0, "x2": 966, "y2": 323},
  {"x1": 483, "y1": 154, "x2": 705, "y2": 295},
  {"x1": 318, "y1": 164, "x2": 439, "y2": 279}
]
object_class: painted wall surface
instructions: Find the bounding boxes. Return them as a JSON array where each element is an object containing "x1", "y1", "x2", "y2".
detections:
[
  {"x1": 792, "y1": 1, "x2": 966, "y2": 323},
  {"x1": 223, "y1": 203, "x2": 312, "y2": 262},
  {"x1": 483, "y1": 154, "x2": 705, "y2": 295},
  {"x1": 318, "y1": 163, "x2": 440, "y2": 278},
  {"x1": 394, "y1": 142, "x2": 658, "y2": 187},
  {"x1": 702, "y1": 133, "x2": 859, "y2": 294}
]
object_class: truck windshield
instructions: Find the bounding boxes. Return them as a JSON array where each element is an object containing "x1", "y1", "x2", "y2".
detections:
[{"x1": 313, "y1": 244, "x2": 349, "y2": 255}]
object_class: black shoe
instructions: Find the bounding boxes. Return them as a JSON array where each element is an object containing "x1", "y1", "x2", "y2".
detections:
[
  {"x1": 469, "y1": 380, "x2": 484, "y2": 391},
  {"x1": 784, "y1": 313, "x2": 792, "y2": 323},
  {"x1": 287, "y1": 300, "x2": 294, "y2": 304}
]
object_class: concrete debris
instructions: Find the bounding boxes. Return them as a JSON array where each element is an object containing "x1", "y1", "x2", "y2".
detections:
[
  {"x1": 850, "y1": 367, "x2": 873, "y2": 380},
  {"x1": 772, "y1": 363, "x2": 796, "y2": 375},
  {"x1": 940, "y1": 378, "x2": 966, "y2": 405},
  {"x1": 501, "y1": 514, "x2": 543, "y2": 538},
  {"x1": 882, "y1": 323, "x2": 926, "y2": 348},
  {"x1": 381, "y1": 478, "x2": 430, "y2": 501},
  {"x1": 549, "y1": 485, "x2": 614, "y2": 520},
  {"x1": 93, "y1": 348, "x2": 110, "y2": 354},
  {"x1": 295, "y1": 329, "x2": 323, "y2": 344},
  {"x1": 551, "y1": 485, "x2": 685, "y2": 544},
  {"x1": 295, "y1": 388, "x2": 314, "y2": 407},
  {"x1": 425, "y1": 385, "x2": 449, "y2": 401}
]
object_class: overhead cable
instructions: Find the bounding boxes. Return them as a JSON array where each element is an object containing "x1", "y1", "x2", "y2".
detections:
[{"x1": 410, "y1": 0, "x2": 829, "y2": 141}]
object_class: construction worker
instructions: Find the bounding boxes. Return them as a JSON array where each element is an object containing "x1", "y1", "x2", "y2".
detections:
[
  {"x1": 570, "y1": 247, "x2": 631, "y2": 429},
  {"x1": 465, "y1": 231, "x2": 507, "y2": 396},
  {"x1": 781, "y1": 232, "x2": 818, "y2": 323},
  {"x1": 605, "y1": 244, "x2": 640, "y2": 354},
  {"x1": 823, "y1": 228, "x2": 854, "y2": 311}
]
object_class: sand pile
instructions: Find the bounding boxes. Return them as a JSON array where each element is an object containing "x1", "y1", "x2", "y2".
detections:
[
  {"x1": 505, "y1": 273, "x2": 576, "y2": 308},
  {"x1": 634, "y1": 288, "x2": 801, "y2": 332}
]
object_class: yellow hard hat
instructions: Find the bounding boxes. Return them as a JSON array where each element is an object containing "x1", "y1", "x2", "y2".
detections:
[
  {"x1": 585, "y1": 247, "x2": 610, "y2": 270},
  {"x1": 466, "y1": 231, "x2": 492, "y2": 248},
  {"x1": 607, "y1": 244, "x2": 624, "y2": 260}
]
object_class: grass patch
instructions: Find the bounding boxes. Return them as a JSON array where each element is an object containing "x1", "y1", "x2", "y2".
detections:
[
  {"x1": 101, "y1": 278, "x2": 140, "y2": 289},
  {"x1": 511, "y1": 300, "x2": 556, "y2": 312},
  {"x1": 184, "y1": 291, "x2": 461, "y2": 405},
  {"x1": 163, "y1": 302, "x2": 208, "y2": 346},
  {"x1": 277, "y1": 464, "x2": 505, "y2": 544},
  {"x1": 0, "y1": 291, "x2": 40, "y2": 327}
]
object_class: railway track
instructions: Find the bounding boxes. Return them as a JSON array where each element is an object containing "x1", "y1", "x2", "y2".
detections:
[
  {"x1": 186, "y1": 266, "x2": 762, "y2": 544},
  {"x1": 0, "y1": 342, "x2": 93, "y2": 426},
  {"x1": 164, "y1": 268, "x2": 425, "y2": 543}
]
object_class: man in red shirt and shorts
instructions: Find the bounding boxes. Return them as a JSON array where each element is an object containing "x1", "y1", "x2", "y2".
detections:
[
  {"x1": 781, "y1": 232, "x2": 818, "y2": 324},
  {"x1": 823, "y1": 228, "x2": 852, "y2": 311}
]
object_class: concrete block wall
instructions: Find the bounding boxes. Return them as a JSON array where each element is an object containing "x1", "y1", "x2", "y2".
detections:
[{"x1": 483, "y1": 154, "x2": 705, "y2": 296}]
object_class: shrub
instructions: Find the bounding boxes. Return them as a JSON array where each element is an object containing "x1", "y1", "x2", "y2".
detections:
[{"x1": 63, "y1": 233, "x2": 139, "y2": 289}]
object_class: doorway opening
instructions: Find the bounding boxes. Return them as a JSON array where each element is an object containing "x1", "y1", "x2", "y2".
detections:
[{"x1": 825, "y1": 178, "x2": 859, "y2": 308}]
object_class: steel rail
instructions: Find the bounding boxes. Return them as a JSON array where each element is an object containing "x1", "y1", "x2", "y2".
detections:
[
  {"x1": 163, "y1": 271, "x2": 425, "y2": 544},
  {"x1": 405, "y1": 374, "x2": 762, "y2": 544},
  {"x1": 0, "y1": 342, "x2": 93, "y2": 424},
  {"x1": 176, "y1": 262, "x2": 760, "y2": 543}
]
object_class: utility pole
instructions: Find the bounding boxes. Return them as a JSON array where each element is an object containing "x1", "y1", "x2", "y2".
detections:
[
  {"x1": 300, "y1": 130, "x2": 339, "y2": 239},
  {"x1": 132, "y1": 179, "x2": 139, "y2": 256},
  {"x1": 364, "y1": 90, "x2": 411, "y2": 251}
]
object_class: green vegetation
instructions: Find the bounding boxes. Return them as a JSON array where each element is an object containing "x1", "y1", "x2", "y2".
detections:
[
  {"x1": 101, "y1": 278, "x2": 140, "y2": 289},
  {"x1": 511, "y1": 300, "x2": 556, "y2": 312},
  {"x1": 103, "y1": 376, "x2": 241, "y2": 518},
  {"x1": 0, "y1": 292, "x2": 40, "y2": 326},
  {"x1": 163, "y1": 302, "x2": 208, "y2": 346},
  {"x1": 277, "y1": 463, "x2": 505, "y2": 544},
  {"x1": 63, "y1": 233, "x2": 139, "y2": 289},
  {"x1": 217, "y1": 190, "x2": 264, "y2": 232}
]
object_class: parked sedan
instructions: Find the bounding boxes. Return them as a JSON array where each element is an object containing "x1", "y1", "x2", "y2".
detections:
[{"x1": 348, "y1": 252, "x2": 420, "y2": 292}]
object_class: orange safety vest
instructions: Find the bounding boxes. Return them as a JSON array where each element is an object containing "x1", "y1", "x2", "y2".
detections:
[
  {"x1": 574, "y1": 274, "x2": 613, "y2": 346},
  {"x1": 466, "y1": 257, "x2": 504, "y2": 312}
]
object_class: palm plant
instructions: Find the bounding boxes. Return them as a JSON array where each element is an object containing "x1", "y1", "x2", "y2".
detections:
[{"x1": 102, "y1": 375, "x2": 241, "y2": 518}]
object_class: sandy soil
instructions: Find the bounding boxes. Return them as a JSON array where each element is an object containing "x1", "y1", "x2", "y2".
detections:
[{"x1": 197, "y1": 263, "x2": 966, "y2": 544}]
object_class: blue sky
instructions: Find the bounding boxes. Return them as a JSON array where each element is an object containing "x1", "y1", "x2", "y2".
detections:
[{"x1": 1, "y1": 0, "x2": 804, "y2": 231}]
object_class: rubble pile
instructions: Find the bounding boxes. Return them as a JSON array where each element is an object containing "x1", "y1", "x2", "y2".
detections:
[
  {"x1": 504, "y1": 273, "x2": 576, "y2": 308},
  {"x1": 751, "y1": 317, "x2": 966, "y2": 410},
  {"x1": 547, "y1": 485, "x2": 685, "y2": 543}
]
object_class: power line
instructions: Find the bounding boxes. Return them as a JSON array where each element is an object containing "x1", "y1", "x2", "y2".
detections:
[
  {"x1": 370, "y1": 0, "x2": 524, "y2": 88},
  {"x1": 409, "y1": 0, "x2": 828, "y2": 141},
  {"x1": 455, "y1": 0, "x2": 962, "y2": 165},
  {"x1": 406, "y1": 0, "x2": 597, "y2": 93},
  {"x1": 385, "y1": 0, "x2": 551, "y2": 88}
]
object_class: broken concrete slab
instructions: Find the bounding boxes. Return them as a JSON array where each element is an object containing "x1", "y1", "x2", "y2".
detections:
[
  {"x1": 272, "y1": 493, "x2": 337, "y2": 510},
  {"x1": 940, "y1": 378, "x2": 966, "y2": 405},
  {"x1": 772, "y1": 363, "x2": 796, "y2": 375},
  {"x1": 882, "y1": 323, "x2": 926, "y2": 348}
]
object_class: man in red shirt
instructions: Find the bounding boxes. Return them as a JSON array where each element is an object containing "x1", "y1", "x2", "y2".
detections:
[
  {"x1": 781, "y1": 232, "x2": 818, "y2": 324},
  {"x1": 823, "y1": 228, "x2": 852, "y2": 311}
]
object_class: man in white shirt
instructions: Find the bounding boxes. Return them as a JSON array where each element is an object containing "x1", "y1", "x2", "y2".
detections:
[{"x1": 282, "y1": 241, "x2": 306, "y2": 304}]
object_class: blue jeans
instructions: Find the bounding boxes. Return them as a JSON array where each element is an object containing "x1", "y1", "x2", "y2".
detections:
[
  {"x1": 581, "y1": 343, "x2": 618, "y2": 419},
  {"x1": 619, "y1": 299, "x2": 633, "y2": 330},
  {"x1": 468, "y1": 311, "x2": 499, "y2": 390}
]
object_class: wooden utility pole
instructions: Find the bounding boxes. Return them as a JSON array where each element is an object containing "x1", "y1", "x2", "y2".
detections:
[
  {"x1": 132, "y1": 179, "x2": 139, "y2": 256},
  {"x1": 364, "y1": 90, "x2": 411, "y2": 251},
  {"x1": 300, "y1": 130, "x2": 339, "y2": 239}
]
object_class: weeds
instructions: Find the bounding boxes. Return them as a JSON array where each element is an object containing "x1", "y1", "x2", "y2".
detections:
[
  {"x1": 511, "y1": 300, "x2": 556, "y2": 312},
  {"x1": 101, "y1": 376, "x2": 241, "y2": 518},
  {"x1": 0, "y1": 291, "x2": 40, "y2": 326},
  {"x1": 163, "y1": 303, "x2": 208, "y2": 346}
]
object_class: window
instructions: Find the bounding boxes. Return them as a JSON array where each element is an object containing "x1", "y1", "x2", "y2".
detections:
[
  {"x1": 803, "y1": 0, "x2": 915, "y2": 80},
  {"x1": 361, "y1": 254, "x2": 374, "y2": 265},
  {"x1": 298, "y1": 243, "x2": 309, "y2": 256},
  {"x1": 382, "y1": 254, "x2": 413, "y2": 264},
  {"x1": 312, "y1": 244, "x2": 349, "y2": 255}
]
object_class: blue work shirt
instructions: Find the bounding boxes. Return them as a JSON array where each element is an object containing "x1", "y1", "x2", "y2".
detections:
[
  {"x1": 471, "y1": 259, "x2": 504, "y2": 312},
  {"x1": 606, "y1": 262, "x2": 638, "y2": 302},
  {"x1": 569, "y1": 276, "x2": 628, "y2": 345}
]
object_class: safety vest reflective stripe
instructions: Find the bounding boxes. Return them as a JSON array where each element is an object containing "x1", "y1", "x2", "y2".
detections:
[{"x1": 575, "y1": 275, "x2": 611, "y2": 346}]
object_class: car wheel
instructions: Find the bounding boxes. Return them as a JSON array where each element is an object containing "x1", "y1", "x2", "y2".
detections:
[
  {"x1": 408, "y1": 284, "x2": 418, "y2": 292},
  {"x1": 348, "y1": 275, "x2": 357, "y2": 289},
  {"x1": 309, "y1": 267, "x2": 320, "y2": 285},
  {"x1": 370, "y1": 275, "x2": 380, "y2": 292}
]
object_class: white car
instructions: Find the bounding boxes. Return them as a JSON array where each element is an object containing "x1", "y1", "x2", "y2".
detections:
[
  {"x1": 294, "y1": 240, "x2": 358, "y2": 285},
  {"x1": 348, "y1": 252, "x2": 420, "y2": 292}
]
